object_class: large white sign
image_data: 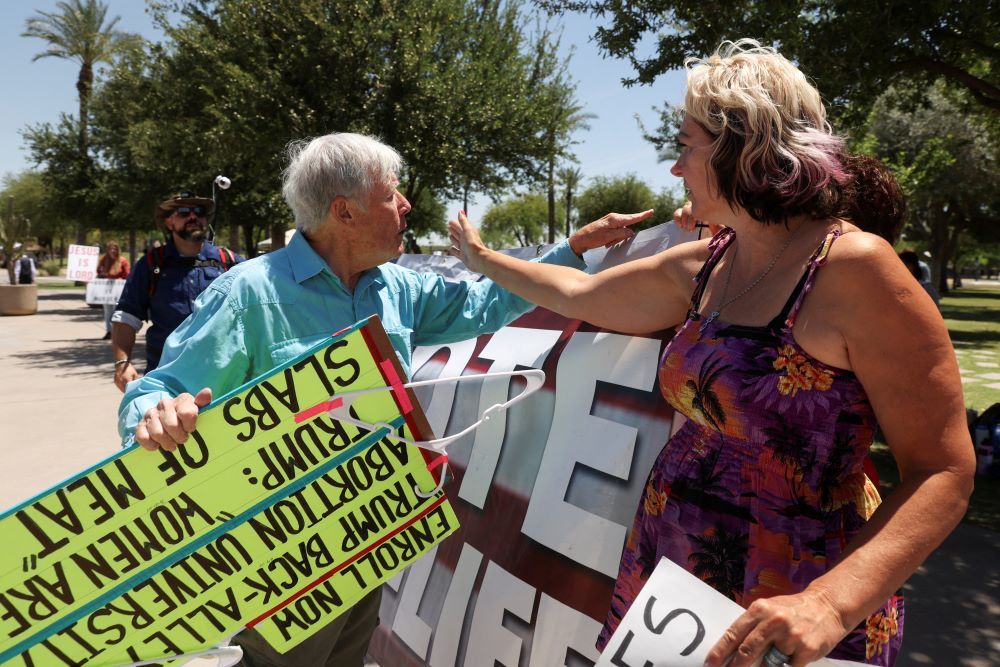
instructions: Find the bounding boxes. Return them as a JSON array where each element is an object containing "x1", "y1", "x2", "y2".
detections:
[
  {"x1": 370, "y1": 224, "x2": 879, "y2": 667},
  {"x1": 66, "y1": 244, "x2": 100, "y2": 281},
  {"x1": 84, "y1": 278, "x2": 125, "y2": 305},
  {"x1": 597, "y1": 557, "x2": 866, "y2": 667},
  {"x1": 370, "y1": 223, "x2": 700, "y2": 666}
]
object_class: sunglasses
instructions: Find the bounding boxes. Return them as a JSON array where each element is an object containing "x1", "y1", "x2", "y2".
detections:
[{"x1": 173, "y1": 206, "x2": 206, "y2": 217}]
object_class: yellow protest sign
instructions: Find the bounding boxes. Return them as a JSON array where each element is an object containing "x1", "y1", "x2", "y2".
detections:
[{"x1": 0, "y1": 316, "x2": 457, "y2": 666}]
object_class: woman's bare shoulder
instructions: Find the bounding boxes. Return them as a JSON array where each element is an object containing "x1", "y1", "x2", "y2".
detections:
[
  {"x1": 820, "y1": 227, "x2": 937, "y2": 327},
  {"x1": 824, "y1": 227, "x2": 899, "y2": 274}
]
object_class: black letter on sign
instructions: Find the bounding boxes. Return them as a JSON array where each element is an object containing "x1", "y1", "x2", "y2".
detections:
[
  {"x1": 223, "y1": 396, "x2": 256, "y2": 442},
  {"x1": 610, "y1": 630, "x2": 651, "y2": 667},
  {"x1": 643, "y1": 596, "x2": 705, "y2": 656}
]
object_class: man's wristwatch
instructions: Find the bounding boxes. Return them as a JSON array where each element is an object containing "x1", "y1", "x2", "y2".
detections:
[{"x1": 114, "y1": 359, "x2": 130, "y2": 369}]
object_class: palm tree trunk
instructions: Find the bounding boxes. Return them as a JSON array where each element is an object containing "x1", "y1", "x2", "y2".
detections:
[
  {"x1": 564, "y1": 186, "x2": 573, "y2": 238},
  {"x1": 547, "y1": 158, "x2": 556, "y2": 244},
  {"x1": 74, "y1": 61, "x2": 93, "y2": 248},
  {"x1": 77, "y1": 63, "x2": 93, "y2": 154}
]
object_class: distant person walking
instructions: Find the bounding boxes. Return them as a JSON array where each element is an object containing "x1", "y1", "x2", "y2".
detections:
[
  {"x1": 13, "y1": 253, "x2": 37, "y2": 284},
  {"x1": 96, "y1": 240, "x2": 130, "y2": 340},
  {"x1": 899, "y1": 250, "x2": 941, "y2": 308},
  {"x1": 111, "y1": 191, "x2": 242, "y2": 390}
]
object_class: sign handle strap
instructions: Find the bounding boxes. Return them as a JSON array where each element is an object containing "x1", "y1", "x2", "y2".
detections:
[
  {"x1": 295, "y1": 369, "x2": 546, "y2": 499},
  {"x1": 114, "y1": 633, "x2": 244, "y2": 667},
  {"x1": 308, "y1": 369, "x2": 545, "y2": 453}
]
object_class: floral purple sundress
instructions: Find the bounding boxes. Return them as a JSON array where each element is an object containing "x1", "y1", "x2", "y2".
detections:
[{"x1": 597, "y1": 228, "x2": 903, "y2": 664}]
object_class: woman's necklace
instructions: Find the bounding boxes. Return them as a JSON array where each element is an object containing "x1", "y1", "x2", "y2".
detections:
[{"x1": 699, "y1": 224, "x2": 804, "y2": 334}]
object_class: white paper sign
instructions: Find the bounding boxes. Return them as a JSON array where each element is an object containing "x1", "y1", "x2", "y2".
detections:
[
  {"x1": 84, "y1": 278, "x2": 125, "y2": 305},
  {"x1": 66, "y1": 244, "x2": 100, "y2": 281},
  {"x1": 597, "y1": 557, "x2": 867, "y2": 667}
]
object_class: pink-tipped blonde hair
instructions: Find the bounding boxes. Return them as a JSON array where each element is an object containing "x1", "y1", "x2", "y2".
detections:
[{"x1": 684, "y1": 39, "x2": 847, "y2": 223}]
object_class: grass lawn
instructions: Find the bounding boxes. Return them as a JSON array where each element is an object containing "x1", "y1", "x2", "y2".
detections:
[
  {"x1": 871, "y1": 280, "x2": 1000, "y2": 532},
  {"x1": 943, "y1": 283, "x2": 1000, "y2": 413},
  {"x1": 871, "y1": 441, "x2": 1000, "y2": 532}
]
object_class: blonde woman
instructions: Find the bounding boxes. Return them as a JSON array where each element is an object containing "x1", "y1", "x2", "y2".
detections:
[
  {"x1": 449, "y1": 40, "x2": 973, "y2": 667},
  {"x1": 96, "y1": 240, "x2": 129, "y2": 339}
]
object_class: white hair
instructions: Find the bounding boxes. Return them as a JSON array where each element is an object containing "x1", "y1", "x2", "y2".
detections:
[{"x1": 281, "y1": 133, "x2": 404, "y2": 232}]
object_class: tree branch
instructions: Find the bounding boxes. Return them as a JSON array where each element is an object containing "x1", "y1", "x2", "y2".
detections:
[{"x1": 895, "y1": 56, "x2": 1000, "y2": 111}]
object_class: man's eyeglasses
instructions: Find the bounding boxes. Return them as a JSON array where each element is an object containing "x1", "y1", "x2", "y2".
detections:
[{"x1": 173, "y1": 206, "x2": 206, "y2": 218}]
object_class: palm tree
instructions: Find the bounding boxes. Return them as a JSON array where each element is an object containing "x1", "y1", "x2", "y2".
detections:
[
  {"x1": 543, "y1": 105, "x2": 593, "y2": 243},
  {"x1": 528, "y1": 34, "x2": 595, "y2": 244},
  {"x1": 23, "y1": 0, "x2": 138, "y2": 156},
  {"x1": 764, "y1": 420, "x2": 815, "y2": 497},
  {"x1": 558, "y1": 166, "x2": 584, "y2": 237},
  {"x1": 685, "y1": 354, "x2": 729, "y2": 430},
  {"x1": 688, "y1": 525, "x2": 748, "y2": 601},
  {"x1": 765, "y1": 419, "x2": 830, "y2": 519}
]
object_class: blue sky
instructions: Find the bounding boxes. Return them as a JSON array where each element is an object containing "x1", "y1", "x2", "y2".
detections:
[{"x1": 0, "y1": 1, "x2": 685, "y2": 226}]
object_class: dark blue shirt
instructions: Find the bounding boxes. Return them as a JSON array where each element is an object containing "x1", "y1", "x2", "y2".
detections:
[{"x1": 114, "y1": 240, "x2": 244, "y2": 370}]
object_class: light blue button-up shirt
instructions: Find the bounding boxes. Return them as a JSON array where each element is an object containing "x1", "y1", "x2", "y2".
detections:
[{"x1": 118, "y1": 230, "x2": 585, "y2": 443}]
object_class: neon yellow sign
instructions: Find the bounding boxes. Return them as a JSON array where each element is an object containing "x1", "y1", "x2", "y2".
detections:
[{"x1": 0, "y1": 316, "x2": 456, "y2": 665}]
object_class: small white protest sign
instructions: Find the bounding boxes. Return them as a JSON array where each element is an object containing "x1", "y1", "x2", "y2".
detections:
[
  {"x1": 66, "y1": 243, "x2": 100, "y2": 281},
  {"x1": 597, "y1": 557, "x2": 867, "y2": 667},
  {"x1": 84, "y1": 278, "x2": 125, "y2": 305}
]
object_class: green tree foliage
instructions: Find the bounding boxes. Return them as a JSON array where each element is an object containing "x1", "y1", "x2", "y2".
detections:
[
  {"x1": 540, "y1": 0, "x2": 1000, "y2": 121},
  {"x1": 22, "y1": 0, "x2": 139, "y2": 154},
  {"x1": 27, "y1": 0, "x2": 580, "y2": 254},
  {"x1": 857, "y1": 84, "x2": 1000, "y2": 292},
  {"x1": 577, "y1": 174, "x2": 654, "y2": 225},
  {"x1": 576, "y1": 174, "x2": 681, "y2": 231},
  {"x1": 0, "y1": 172, "x2": 73, "y2": 260},
  {"x1": 22, "y1": 0, "x2": 140, "y2": 243},
  {"x1": 406, "y1": 189, "x2": 448, "y2": 238},
  {"x1": 481, "y1": 193, "x2": 553, "y2": 248},
  {"x1": 0, "y1": 186, "x2": 29, "y2": 285},
  {"x1": 0, "y1": 172, "x2": 74, "y2": 281},
  {"x1": 652, "y1": 187, "x2": 684, "y2": 227},
  {"x1": 527, "y1": 32, "x2": 594, "y2": 243},
  {"x1": 22, "y1": 115, "x2": 95, "y2": 227}
]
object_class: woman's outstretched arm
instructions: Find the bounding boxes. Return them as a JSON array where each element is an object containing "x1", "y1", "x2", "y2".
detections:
[{"x1": 448, "y1": 210, "x2": 703, "y2": 334}]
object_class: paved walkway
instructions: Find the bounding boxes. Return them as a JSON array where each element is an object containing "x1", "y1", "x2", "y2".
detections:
[
  {"x1": 1, "y1": 288, "x2": 997, "y2": 666},
  {"x1": 0, "y1": 287, "x2": 126, "y2": 509}
]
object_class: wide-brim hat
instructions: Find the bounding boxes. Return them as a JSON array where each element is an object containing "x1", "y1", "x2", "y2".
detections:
[{"x1": 157, "y1": 191, "x2": 215, "y2": 216}]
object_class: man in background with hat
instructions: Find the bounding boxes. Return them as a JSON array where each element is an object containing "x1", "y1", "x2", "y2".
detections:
[{"x1": 110, "y1": 191, "x2": 243, "y2": 390}]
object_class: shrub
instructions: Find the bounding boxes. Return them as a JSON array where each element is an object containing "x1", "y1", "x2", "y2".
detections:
[{"x1": 40, "y1": 259, "x2": 62, "y2": 277}]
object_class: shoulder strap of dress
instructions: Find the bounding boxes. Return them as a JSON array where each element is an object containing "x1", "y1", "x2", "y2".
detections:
[
  {"x1": 783, "y1": 229, "x2": 841, "y2": 329},
  {"x1": 689, "y1": 228, "x2": 736, "y2": 316}
]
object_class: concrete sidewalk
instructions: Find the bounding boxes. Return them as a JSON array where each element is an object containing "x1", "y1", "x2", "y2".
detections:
[
  {"x1": 0, "y1": 287, "x2": 131, "y2": 509},
  {"x1": 1, "y1": 288, "x2": 997, "y2": 666}
]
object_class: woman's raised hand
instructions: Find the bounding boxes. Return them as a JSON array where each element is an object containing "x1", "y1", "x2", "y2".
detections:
[
  {"x1": 448, "y1": 208, "x2": 656, "y2": 273},
  {"x1": 448, "y1": 211, "x2": 490, "y2": 273}
]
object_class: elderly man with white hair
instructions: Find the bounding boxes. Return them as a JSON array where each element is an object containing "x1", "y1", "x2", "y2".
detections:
[{"x1": 117, "y1": 132, "x2": 643, "y2": 666}]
